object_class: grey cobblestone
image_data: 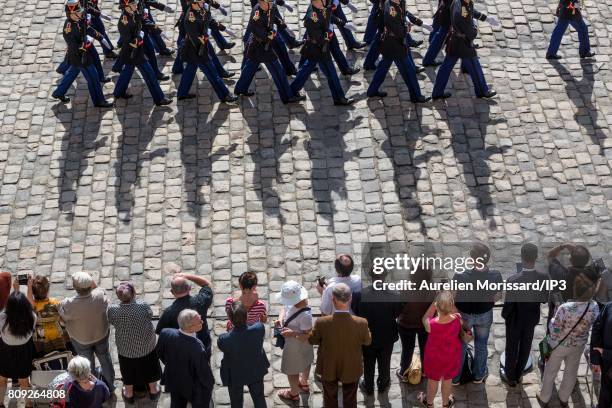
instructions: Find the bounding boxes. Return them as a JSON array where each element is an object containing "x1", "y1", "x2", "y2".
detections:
[{"x1": 0, "y1": 0, "x2": 611, "y2": 405}]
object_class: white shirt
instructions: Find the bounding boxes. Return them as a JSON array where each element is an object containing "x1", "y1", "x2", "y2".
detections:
[
  {"x1": 320, "y1": 275, "x2": 362, "y2": 315},
  {"x1": 283, "y1": 306, "x2": 313, "y2": 332},
  {"x1": 179, "y1": 329, "x2": 196, "y2": 338},
  {"x1": 0, "y1": 311, "x2": 37, "y2": 346}
]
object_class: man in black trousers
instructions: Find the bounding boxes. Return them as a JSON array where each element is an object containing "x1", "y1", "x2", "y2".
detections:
[
  {"x1": 501, "y1": 243, "x2": 549, "y2": 387},
  {"x1": 352, "y1": 269, "x2": 403, "y2": 395}
]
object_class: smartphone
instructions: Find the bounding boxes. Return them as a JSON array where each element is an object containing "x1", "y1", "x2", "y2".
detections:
[{"x1": 18, "y1": 274, "x2": 29, "y2": 285}]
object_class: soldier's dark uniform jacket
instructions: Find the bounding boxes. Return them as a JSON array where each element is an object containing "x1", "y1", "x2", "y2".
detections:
[
  {"x1": 245, "y1": 5, "x2": 279, "y2": 63},
  {"x1": 445, "y1": 0, "x2": 485, "y2": 58},
  {"x1": 433, "y1": 0, "x2": 485, "y2": 28},
  {"x1": 556, "y1": 0, "x2": 581, "y2": 20},
  {"x1": 300, "y1": 4, "x2": 344, "y2": 61},
  {"x1": 182, "y1": 6, "x2": 218, "y2": 64},
  {"x1": 432, "y1": 0, "x2": 451, "y2": 27},
  {"x1": 62, "y1": 18, "x2": 103, "y2": 67},
  {"x1": 118, "y1": 11, "x2": 146, "y2": 65},
  {"x1": 372, "y1": 0, "x2": 386, "y2": 30},
  {"x1": 380, "y1": 0, "x2": 407, "y2": 58}
]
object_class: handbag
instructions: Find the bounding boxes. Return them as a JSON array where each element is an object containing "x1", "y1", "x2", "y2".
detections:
[
  {"x1": 273, "y1": 307, "x2": 311, "y2": 349},
  {"x1": 406, "y1": 353, "x2": 422, "y2": 385},
  {"x1": 538, "y1": 302, "x2": 591, "y2": 372},
  {"x1": 458, "y1": 344, "x2": 475, "y2": 384}
]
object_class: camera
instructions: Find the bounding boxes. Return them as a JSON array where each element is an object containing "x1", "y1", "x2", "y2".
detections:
[{"x1": 17, "y1": 274, "x2": 29, "y2": 285}]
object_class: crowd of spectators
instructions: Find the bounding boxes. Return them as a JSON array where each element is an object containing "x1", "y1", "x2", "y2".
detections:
[{"x1": 0, "y1": 244, "x2": 611, "y2": 408}]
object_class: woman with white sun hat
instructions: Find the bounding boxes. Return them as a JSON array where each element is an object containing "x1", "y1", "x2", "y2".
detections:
[{"x1": 274, "y1": 281, "x2": 314, "y2": 402}]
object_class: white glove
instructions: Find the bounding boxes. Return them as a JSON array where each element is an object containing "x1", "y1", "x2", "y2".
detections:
[
  {"x1": 422, "y1": 23, "x2": 433, "y2": 32},
  {"x1": 86, "y1": 13, "x2": 92, "y2": 23},
  {"x1": 346, "y1": 3, "x2": 357, "y2": 12},
  {"x1": 86, "y1": 35, "x2": 94, "y2": 43},
  {"x1": 164, "y1": 4, "x2": 174, "y2": 12},
  {"x1": 100, "y1": 12, "x2": 112, "y2": 21},
  {"x1": 344, "y1": 22, "x2": 356, "y2": 32},
  {"x1": 486, "y1": 15, "x2": 500, "y2": 26},
  {"x1": 207, "y1": 28, "x2": 212, "y2": 35},
  {"x1": 219, "y1": 5, "x2": 228, "y2": 16},
  {"x1": 139, "y1": 30, "x2": 145, "y2": 39},
  {"x1": 101, "y1": 38, "x2": 111, "y2": 49}
]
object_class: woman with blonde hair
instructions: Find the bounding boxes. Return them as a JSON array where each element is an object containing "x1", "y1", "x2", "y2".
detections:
[{"x1": 418, "y1": 290, "x2": 462, "y2": 408}]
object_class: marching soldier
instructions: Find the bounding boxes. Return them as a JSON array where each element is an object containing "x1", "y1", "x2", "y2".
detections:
[
  {"x1": 297, "y1": 0, "x2": 360, "y2": 75},
  {"x1": 366, "y1": 0, "x2": 429, "y2": 102},
  {"x1": 546, "y1": 0, "x2": 594, "y2": 60},
  {"x1": 172, "y1": 0, "x2": 234, "y2": 77},
  {"x1": 241, "y1": 0, "x2": 299, "y2": 76},
  {"x1": 52, "y1": 0, "x2": 113, "y2": 107},
  {"x1": 422, "y1": 0, "x2": 497, "y2": 66},
  {"x1": 363, "y1": 3, "x2": 431, "y2": 71},
  {"x1": 235, "y1": 0, "x2": 304, "y2": 103},
  {"x1": 113, "y1": 0, "x2": 172, "y2": 105},
  {"x1": 430, "y1": 0, "x2": 497, "y2": 99},
  {"x1": 290, "y1": 0, "x2": 354, "y2": 105},
  {"x1": 176, "y1": 0, "x2": 238, "y2": 102},
  {"x1": 111, "y1": 0, "x2": 170, "y2": 81}
]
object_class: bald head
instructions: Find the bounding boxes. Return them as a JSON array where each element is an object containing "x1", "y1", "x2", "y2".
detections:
[{"x1": 171, "y1": 276, "x2": 191, "y2": 298}]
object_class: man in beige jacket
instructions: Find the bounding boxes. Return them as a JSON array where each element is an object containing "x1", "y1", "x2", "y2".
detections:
[{"x1": 309, "y1": 283, "x2": 372, "y2": 408}]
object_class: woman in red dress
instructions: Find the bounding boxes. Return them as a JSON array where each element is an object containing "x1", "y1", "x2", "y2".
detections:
[{"x1": 419, "y1": 290, "x2": 463, "y2": 408}]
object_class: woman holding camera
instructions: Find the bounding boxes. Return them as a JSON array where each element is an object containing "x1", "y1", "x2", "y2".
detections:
[
  {"x1": 0, "y1": 290, "x2": 37, "y2": 408},
  {"x1": 274, "y1": 281, "x2": 313, "y2": 402}
]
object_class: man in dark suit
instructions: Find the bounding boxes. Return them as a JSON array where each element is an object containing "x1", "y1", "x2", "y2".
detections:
[
  {"x1": 309, "y1": 283, "x2": 372, "y2": 408},
  {"x1": 156, "y1": 309, "x2": 214, "y2": 408},
  {"x1": 502, "y1": 243, "x2": 549, "y2": 387},
  {"x1": 218, "y1": 302, "x2": 269, "y2": 408},
  {"x1": 352, "y1": 271, "x2": 403, "y2": 395}
]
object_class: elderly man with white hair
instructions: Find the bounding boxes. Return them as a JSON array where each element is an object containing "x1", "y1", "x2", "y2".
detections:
[
  {"x1": 156, "y1": 309, "x2": 215, "y2": 408},
  {"x1": 156, "y1": 272, "x2": 213, "y2": 358},
  {"x1": 59, "y1": 272, "x2": 115, "y2": 391}
]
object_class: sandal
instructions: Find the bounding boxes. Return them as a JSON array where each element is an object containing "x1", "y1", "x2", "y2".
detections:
[
  {"x1": 443, "y1": 394, "x2": 456, "y2": 408},
  {"x1": 298, "y1": 382, "x2": 310, "y2": 393},
  {"x1": 417, "y1": 392, "x2": 433, "y2": 408},
  {"x1": 277, "y1": 389, "x2": 300, "y2": 401}
]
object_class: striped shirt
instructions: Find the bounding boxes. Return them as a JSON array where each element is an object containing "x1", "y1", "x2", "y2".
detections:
[
  {"x1": 108, "y1": 301, "x2": 156, "y2": 358},
  {"x1": 225, "y1": 297, "x2": 267, "y2": 331}
]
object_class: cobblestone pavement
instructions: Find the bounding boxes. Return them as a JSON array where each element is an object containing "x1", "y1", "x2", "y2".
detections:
[{"x1": 0, "y1": 0, "x2": 611, "y2": 404}]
